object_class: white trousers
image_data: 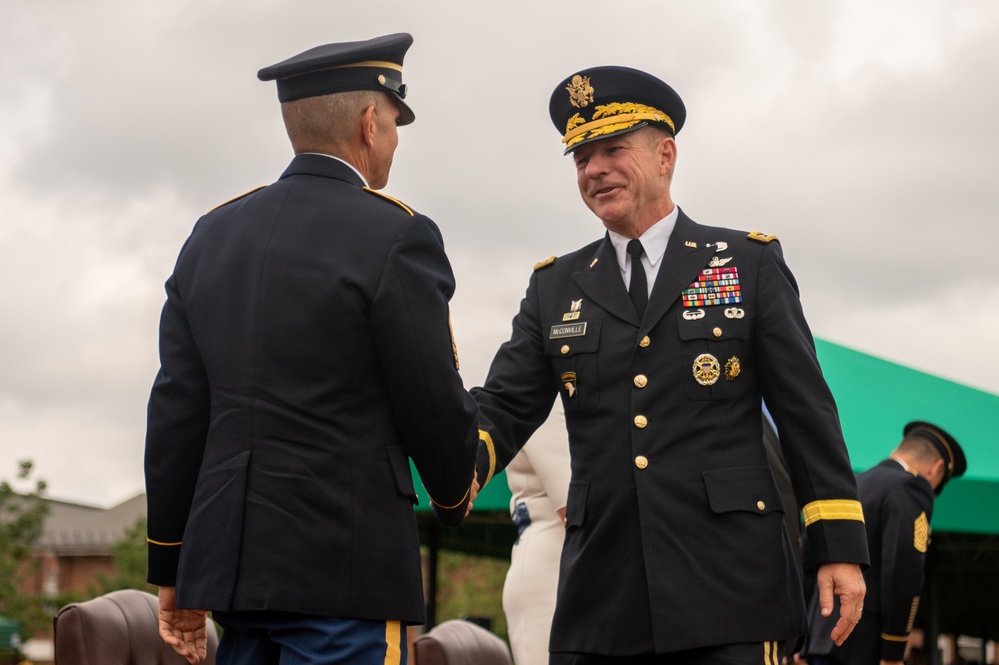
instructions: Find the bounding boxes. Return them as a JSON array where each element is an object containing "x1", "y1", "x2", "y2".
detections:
[{"x1": 502, "y1": 511, "x2": 565, "y2": 665}]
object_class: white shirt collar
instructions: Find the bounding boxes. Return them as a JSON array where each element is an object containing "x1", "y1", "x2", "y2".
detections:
[
  {"x1": 607, "y1": 206, "x2": 679, "y2": 274},
  {"x1": 302, "y1": 153, "x2": 368, "y2": 187}
]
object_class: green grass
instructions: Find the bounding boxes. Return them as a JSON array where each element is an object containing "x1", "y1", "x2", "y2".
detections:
[{"x1": 425, "y1": 549, "x2": 510, "y2": 643}]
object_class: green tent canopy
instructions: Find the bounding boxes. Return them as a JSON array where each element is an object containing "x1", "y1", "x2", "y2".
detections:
[{"x1": 815, "y1": 338, "x2": 999, "y2": 535}]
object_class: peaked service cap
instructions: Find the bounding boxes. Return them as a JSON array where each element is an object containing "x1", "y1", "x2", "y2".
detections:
[
  {"x1": 549, "y1": 65, "x2": 685, "y2": 154},
  {"x1": 257, "y1": 32, "x2": 415, "y2": 125}
]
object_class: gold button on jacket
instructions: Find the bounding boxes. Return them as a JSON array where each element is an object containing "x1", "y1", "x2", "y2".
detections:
[{"x1": 635, "y1": 456, "x2": 649, "y2": 469}]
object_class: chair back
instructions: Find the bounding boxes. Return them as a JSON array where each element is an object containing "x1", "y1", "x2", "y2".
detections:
[
  {"x1": 412, "y1": 619, "x2": 512, "y2": 665},
  {"x1": 53, "y1": 589, "x2": 218, "y2": 664}
]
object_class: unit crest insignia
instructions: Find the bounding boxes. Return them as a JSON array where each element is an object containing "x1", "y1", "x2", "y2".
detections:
[{"x1": 724, "y1": 356, "x2": 741, "y2": 381}]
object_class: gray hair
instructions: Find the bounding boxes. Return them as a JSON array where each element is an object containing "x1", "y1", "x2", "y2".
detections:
[{"x1": 281, "y1": 90, "x2": 386, "y2": 155}]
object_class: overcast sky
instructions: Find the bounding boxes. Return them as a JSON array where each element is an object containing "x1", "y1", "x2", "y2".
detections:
[{"x1": 2, "y1": 0, "x2": 997, "y2": 507}]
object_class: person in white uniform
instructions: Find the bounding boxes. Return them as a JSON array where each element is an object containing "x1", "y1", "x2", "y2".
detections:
[{"x1": 502, "y1": 409, "x2": 570, "y2": 665}]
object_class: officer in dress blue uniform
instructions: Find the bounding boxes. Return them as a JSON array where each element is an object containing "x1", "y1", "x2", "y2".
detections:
[
  {"x1": 144, "y1": 33, "x2": 479, "y2": 665},
  {"x1": 470, "y1": 66, "x2": 870, "y2": 664},
  {"x1": 800, "y1": 421, "x2": 967, "y2": 665}
]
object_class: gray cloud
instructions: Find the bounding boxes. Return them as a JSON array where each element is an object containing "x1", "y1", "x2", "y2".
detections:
[{"x1": 1, "y1": 0, "x2": 996, "y2": 506}]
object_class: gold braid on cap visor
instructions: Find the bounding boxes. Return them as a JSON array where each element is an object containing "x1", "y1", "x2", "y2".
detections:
[
  {"x1": 283, "y1": 60, "x2": 404, "y2": 79},
  {"x1": 563, "y1": 102, "x2": 675, "y2": 148}
]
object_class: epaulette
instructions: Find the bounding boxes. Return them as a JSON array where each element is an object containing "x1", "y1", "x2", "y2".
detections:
[
  {"x1": 534, "y1": 255, "x2": 557, "y2": 271},
  {"x1": 363, "y1": 187, "x2": 414, "y2": 216},
  {"x1": 208, "y1": 185, "x2": 267, "y2": 213},
  {"x1": 747, "y1": 230, "x2": 780, "y2": 244}
]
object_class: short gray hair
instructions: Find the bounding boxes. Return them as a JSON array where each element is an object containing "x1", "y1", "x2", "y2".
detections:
[{"x1": 281, "y1": 90, "x2": 385, "y2": 155}]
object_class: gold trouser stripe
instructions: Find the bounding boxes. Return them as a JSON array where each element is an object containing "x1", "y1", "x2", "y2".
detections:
[
  {"x1": 479, "y1": 429, "x2": 497, "y2": 486},
  {"x1": 762, "y1": 640, "x2": 776, "y2": 665},
  {"x1": 384, "y1": 620, "x2": 401, "y2": 665},
  {"x1": 881, "y1": 633, "x2": 910, "y2": 642},
  {"x1": 801, "y1": 499, "x2": 865, "y2": 527},
  {"x1": 429, "y1": 486, "x2": 470, "y2": 510},
  {"x1": 147, "y1": 538, "x2": 182, "y2": 546},
  {"x1": 562, "y1": 112, "x2": 675, "y2": 144}
]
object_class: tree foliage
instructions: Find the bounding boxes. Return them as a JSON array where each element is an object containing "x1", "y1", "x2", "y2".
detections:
[
  {"x1": 90, "y1": 517, "x2": 156, "y2": 596},
  {"x1": 432, "y1": 549, "x2": 509, "y2": 642},
  {"x1": 0, "y1": 461, "x2": 52, "y2": 639}
]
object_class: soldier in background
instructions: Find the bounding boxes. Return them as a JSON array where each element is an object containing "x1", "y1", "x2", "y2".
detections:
[{"x1": 800, "y1": 421, "x2": 967, "y2": 665}]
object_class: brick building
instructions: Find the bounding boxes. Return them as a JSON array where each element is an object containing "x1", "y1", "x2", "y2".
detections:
[{"x1": 18, "y1": 494, "x2": 145, "y2": 663}]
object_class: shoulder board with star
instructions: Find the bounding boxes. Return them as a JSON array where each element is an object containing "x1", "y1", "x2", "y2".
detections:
[
  {"x1": 363, "y1": 187, "x2": 415, "y2": 216},
  {"x1": 747, "y1": 230, "x2": 780, "y2": 244},
  {"x1": 209, "y1": 185, "x2": 268, "y2": 213},
  {"x1": 534, "y1": 255, "x2": 557, "y2": 271}
]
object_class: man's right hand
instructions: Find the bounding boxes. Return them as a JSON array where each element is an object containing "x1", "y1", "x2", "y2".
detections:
[
  {"x1": 466, "y1": 471, "x2": 480, "y2": 517},
  {"x1": 157, "y1": 586, "x2": 208, "y2": 665}
]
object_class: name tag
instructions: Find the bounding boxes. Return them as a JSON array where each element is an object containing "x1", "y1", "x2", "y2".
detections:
[{"x1": 550, "y1": 322, "x2": 587, "y2": 339}]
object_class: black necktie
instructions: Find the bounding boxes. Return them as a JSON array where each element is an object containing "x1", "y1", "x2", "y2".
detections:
[{"x1": 627, "y1": 239, "x2": 648, "y2": 319}]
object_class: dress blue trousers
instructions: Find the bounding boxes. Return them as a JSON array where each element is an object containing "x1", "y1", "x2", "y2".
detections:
[{"x1": 212, "y1": 611, "x2": 407, "y2": 665}]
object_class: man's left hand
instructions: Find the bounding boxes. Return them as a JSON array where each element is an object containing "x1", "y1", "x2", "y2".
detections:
[{"x1": 816, "y1": 562, "x2": 866, "y2": 646}]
